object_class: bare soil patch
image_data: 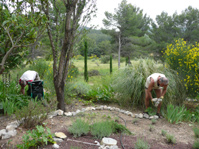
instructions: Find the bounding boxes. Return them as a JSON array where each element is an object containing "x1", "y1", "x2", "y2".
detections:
[{"x1": 0, "y1": 101, "x2": 196, "y2": 149}]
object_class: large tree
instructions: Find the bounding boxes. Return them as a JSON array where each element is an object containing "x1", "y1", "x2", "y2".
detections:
[
  {"x1": 102, "y1": 0, "x2": 151, "y2": 68},
  {"x1": 41, "y1": 0, "x2": 97, "y2": 111},
  {"x1": 0, "y1": 1, "x2": 46, "y2": 74},
  {"x1": 149, "y1": 6, "x2": 199, "y2": 57}
]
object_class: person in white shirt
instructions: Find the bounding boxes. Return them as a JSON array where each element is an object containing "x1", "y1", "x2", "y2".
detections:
[
  {"x1": 19, "y1": 70, "x2": 40, "y2": 95},
  {"x1": 144, "y1": 73, "x2": 169, "y2": 117}
]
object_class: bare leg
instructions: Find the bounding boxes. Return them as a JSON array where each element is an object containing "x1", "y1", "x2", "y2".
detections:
[
  {"x1": 154, "y1": 89, "x2": 162, "y2": 114},
  {"x1": 145, "y1": 89, "x2": 150, "y2": 110}
]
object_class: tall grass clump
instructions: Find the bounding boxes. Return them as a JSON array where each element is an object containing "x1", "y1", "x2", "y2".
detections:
[
  {"x1": 164, "y1": 38, "x2": 199, "y2": 97},
  {"x1": 111, "y1": 58, "x2": 185, "y2": 108}
]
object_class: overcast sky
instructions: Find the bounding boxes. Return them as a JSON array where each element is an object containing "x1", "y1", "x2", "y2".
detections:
[{"x1": 88, "y1": 0, "x2": 199, "y2": 29}]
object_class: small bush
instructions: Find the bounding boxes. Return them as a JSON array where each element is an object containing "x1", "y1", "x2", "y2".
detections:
[
  {"x1": 193, "y1": 139, "x2": 199, "y2": 149},
  {"x1": 193, "y1": 127, "x2": 199, "y2": 138},
  {"x1": 15, "y1": 99, "x2": 55, "y2": 128},
  {"x1": 17, "y1": 125, "x2": 55, "y2": 149},
  {"x1": 91, "y1": 121, "x2": 112, "y2": 139},
  {"x1": 161, "y1": 130, "x2": 167, "y2": 136},
  {"x1": 151, "y1": 119, "x2": 156, "y2": 125},
  {"x1": 88, "y1": 70, "x2": 100, "y2": 77},
  {"x1": 68, "y1": 119, "x2": 90, "y2": 137},
  {"x1": 166, "y1": 134, "x2": 176, "y2": 144},
  {"x1": 111, "y1": 121, "x2": 132, "y2": 135},
  {"x1": 135, "y1": 138, "x2": 150, "y2": 149},
  {"x1": 100, "y1": 55, "x2": 110, "y2": 64}
]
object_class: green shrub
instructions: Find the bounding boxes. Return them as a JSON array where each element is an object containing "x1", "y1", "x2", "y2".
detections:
[
  {"x1": 88, "y1": 70, "x2": 100, "y2": 77},
  {"x1": 68, "y1": 119, "x2": 90, "y2": 138},
  {"x1": 193, "y1": 139, "x2": 199, "y2": 149},
  {"x1": 161, "y1": 130, "x2": 167, "y2": 136},
  {"x1": 164, "y1": 39, "x2": 199, "y2": 97},
  {"x1": 135, "y1": 138, "x2": 150, "y2": 149},
  {"x1": 67, "y1": 64, "x2": 79, "y2": 81},
  {"x1": 15, "y1": 99, "x2": 55, "y2": 128},
  {"x1": 100, "y1": 55, "x2": 110, "y2": 64},
  {"x1": 85, "y1": 85, "x2": 115, "y2": 103},
  {"x1": 111, "y1": 121, "x2": 132, "y2": 135},
  {"x1": 17, "y1": 125, "x2": 55, "y2": 149},
  {"x1": 91, "y1": 121, "x2": 112, "y2": 139},
  {"x1": 151, "y1": 119, "x2": 157, "y2": 125},
  {"x1": 166, "y1": 134, "x2": 176, "y2": 144},
  {"x1": 165, "y1": 104, "x2": 186, "y2": 124},
  {"x1": 193, "y1": 127, "x2": 199, "y2": 138}
]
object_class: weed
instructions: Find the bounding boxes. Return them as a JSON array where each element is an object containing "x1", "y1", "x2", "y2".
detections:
[
  {"x1": 132, "y1": 118, "x2": 139, "y2": 124},
  {"x1": 166, "y1": 134, "x2": 176, "y2": 144},
  {"x1": 151, "y1": 119, "x2": 157, "y2": 125},
  {"x1": 193, "y1": 127, "x2": 199, "y2": 138},
  {"x1": 135, "y1": 138, "x2": 150, "y2": 149},
  {"x1": 149, "y1": 125, "x2": 154, "y2": 132},
  {"x1": 17, "y1": 125, "x2": 55, "y2": 149},
  {"x1": 161, "y1": 130, "x2": 167, "y2": 136},
  {"x1": 193, "y1": 139, "x2": 199, "y2": 149},
  {"x1": 68, "y1": 119, "x2": 90, "y2": 137},
  {"x1": 165, "y1": 104, "x2": 186, "y2": 124}
]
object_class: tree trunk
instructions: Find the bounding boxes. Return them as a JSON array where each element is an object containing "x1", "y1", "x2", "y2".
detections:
[{"x1": 54, "y1": 79, "x2": 66, "y2": 111}]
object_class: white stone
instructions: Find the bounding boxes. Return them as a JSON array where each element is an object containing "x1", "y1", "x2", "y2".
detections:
[
  {"x1": 153, "y1": 115, "x2": 159, "y2": 119},
  {"x1": 115, "y1": 108, "x2": 120, "y2": 112},
  {"x1": 2, "y1": 130, "x2": 17, "y2": 139},
  {"x1": 64, "y1": 112, "x2": 72, "y2": 117},
  {"x1": 143, "y1": 113, "x2": 149, "y2": 119},
  {"x1": 52, "y1": 143, "x2": 59, "y2": 148},
  {"x1": 138, "y1": 113, "x2": 143, "y2": 119},
  {"x1": 76, "y1": 109, "x2": 81, "y2": 114},
  {"x1": 57, "y1": 109, "x2": 64, "y2": 116},
  {"x1": 149, "y1": 116, "x2": 154, "y2": 119},
  {"x1": 53, "y1": 137, "x2": 63, "y2": 142},
  {"x1": 101, "y1": 137, "x2": 117, "y2": 146},
  {"x1": 104, "y1": 105, "x2": 108, "y2": 110},
  {"x1": 0, "y1": 129, "x2": 6, "y2": 136}
]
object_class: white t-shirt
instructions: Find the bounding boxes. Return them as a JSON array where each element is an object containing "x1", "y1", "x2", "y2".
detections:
[
  {"x1": 145, "y1": 73, "x2": 165, "y2": 89},
  {"x1": 20, "y1": 70, "x2": 39, "y2": 81}
]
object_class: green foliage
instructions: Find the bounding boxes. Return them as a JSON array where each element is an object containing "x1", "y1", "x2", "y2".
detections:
[
  {"x1": 161, "y1": 130, "x2": 167, "y2": 136},
  {"x1": 15, "y1": 99, "x2": 54, "y2": 128},
  {"x1": 85, "y1": 85, "x2": 115, "y2": 103},
  {"x1": 193, "y1": 127, "x2": 199, "y2": 138},
  {"x1": 28, "y1": 59, "x2": 50, "y2": 79},
  {"x1": 17, "y1": 125, "x2": 55, "y2": 149},
  {"x1": 88, "y1": 69, "x2": 100, "y2": 77},
  {"x1": 145, "y1": 107, "x2": 156, "y2": 116},
  {"x1": 67, "y1": 64, "x2": 79, "y2": 80},
  {"x1": 193, "y1": 140, "x2": 199, "y2": 149},
  {"x1": 151, "y1": 119, "x2": 157, "y2": 125},
  {"x1": 111, "y1": 121, "x2": 132, "y2": 135},
  {"x1": 165, "y1": 104, "x2": 186, "y2": 124},
  {"x1": 112, "y1": 58, "x2": 185, "y2": 108},
  {"x1": 91, "y1": 121, "x2": 112, "y2": 139},
  {"x1": 68, "y1": 119, "x2": 90, "y2": 138},
  {"x1": 166, "y1": 134, "x2": 176, "y2": 144},
  {"x1": 100, "y1": 55, "x2": 110, "y2": 64},
  {"x1": 135, "y1": 138, "x2": 150, "y2": 149},
  {"x1": 164, "y1": 38, "x2": 199, "y2": 97}
]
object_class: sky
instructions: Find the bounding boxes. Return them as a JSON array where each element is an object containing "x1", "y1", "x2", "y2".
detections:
[{"x1": 88, "y1": 0, "x2": 199, "y2": 29}]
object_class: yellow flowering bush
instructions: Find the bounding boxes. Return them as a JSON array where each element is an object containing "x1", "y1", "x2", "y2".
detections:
[{"x1": 164, "y1": 38, "x2": 199, "y2": 97}]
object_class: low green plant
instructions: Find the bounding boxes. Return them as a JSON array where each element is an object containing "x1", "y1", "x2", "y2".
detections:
[
  {"x1": 166, "y1": 134, "x2": 176, "y2": 144},
  {"x1": 85, "y1": 85, "x2": 115, "y2": 103},
  {"x1": 15, "y1": 99, "x2": 55, "y2": 128},
  {"x1": 100, "y1": 55, "x2": 110, "y2": 64},
  {"x1": 135, "y1": 138, "x2": 150, "y2": 149},
  {"x1": 161, "y1": 130, "x2": 167, "y2": 136},
  {"x1": 68, "y1": 119, "x2": 90, "y2": 137},
  {"x1": 149, "y1": 125, "x2": 154, "y2": 132},
  {"x1": 193, "y1": 127, "x2": 199, "y2": 138},
  {"x1": 111, "y1": 121, "x2": 132, "y2": 135},
  {"x1": 145, "y1": 107, "x2": 156, "y2": 116},
  {"x1": 193, "y1": 139, "x2": 199, "y2": 149},
  {"x1": 91, "y1": 121, "x2": 112, "y2": 139},
  {"x1": 17, "y1": 125, "x2": 55, "y2": 149},
  {"x1": 151, "y1": 119, "x2": 156, "y2": 125},
  {"x1": 2, "y1": 98, "x2": 16, "y2": 115},
  {"x1": 132, "y1": 118, "x2": 139, "y2": 124},
  {"x1": 165, "y1": 104, "x2": 186, "y2": 124}
]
